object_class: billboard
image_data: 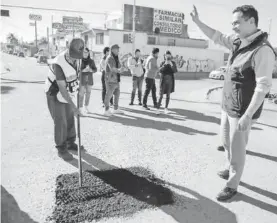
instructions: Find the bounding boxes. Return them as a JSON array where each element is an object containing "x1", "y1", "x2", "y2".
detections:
[
  {"x1": 124, "y1": 4, "x2": 153, "y2": 32},
  {"x1": 123, "y1": 4, "x2": 184, "y2": 36},
  {"x1": 153, "y1": 9, "x2": 184, "y2": 35}
]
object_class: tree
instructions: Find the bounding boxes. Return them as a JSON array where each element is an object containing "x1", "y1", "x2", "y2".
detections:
[{"x1": 6, "y1": 33, "x2": 19, "y2": 45}]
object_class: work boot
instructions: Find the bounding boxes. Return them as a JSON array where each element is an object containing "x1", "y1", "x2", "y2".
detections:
[
  {"x1": 57, "y1": 147, "x2": 73, "y2": 161},
  {"x1": 218, "y1": 169, "x2": 229, "y2": 180},
  {"x1": 217, "y1": 146, "x2": 225, "y2": 151},
  {"x1": 216, "y1": 187, "x2": 237, "y2": 202},
  {"x1": 67, "y1": 142, "x2": 78, "y2": 151}
]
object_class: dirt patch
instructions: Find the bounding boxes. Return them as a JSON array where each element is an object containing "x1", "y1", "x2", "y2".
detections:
[{"x1": 48, "y1": 167, "x2": 173, "y2": 223}]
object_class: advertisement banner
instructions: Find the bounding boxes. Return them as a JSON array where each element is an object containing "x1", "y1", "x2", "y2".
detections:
[
  {"x1": 123, "y1": 4, "x2": 153, "y2": 32},
  {"x1": 153, "y1": 9, "x2": 184, "y2": 35},
  {"x1": 62, "y1": 16, "x2": 83, "y2": 26}
]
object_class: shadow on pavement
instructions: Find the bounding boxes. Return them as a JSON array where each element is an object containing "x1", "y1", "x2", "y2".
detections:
[
  {"x1": 87, "y1": 113, "x2": 217, "y2": 136},
  {"x1": 0, "y1": 78, "x2": 44, "y2": 84},
  {"x1": 256, "y1": 122, "x2": 277, "y2": 129},
  {"x1": 1, "y1": 186, "x2": 38, "y2": 223},
  {"x1": 240, "y1": 181, "x2": 277, "y2": 201},
  {"x1": 1, "y1": 85, "x2": 15, "y2": 94},
  {"x1": 246, "y1": 150, "x2": 277, "y2": 163},
  {"x1": 62, "y1": 152, "x2": 237, "y2": 223},
  {"x1": 231, "y1": 193, "x2": 277, "y2": 215}
]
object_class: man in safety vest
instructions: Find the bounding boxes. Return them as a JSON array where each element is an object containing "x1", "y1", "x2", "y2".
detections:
[{"x1": 45, "y1": 38, "x2": 84, "y2": 161}]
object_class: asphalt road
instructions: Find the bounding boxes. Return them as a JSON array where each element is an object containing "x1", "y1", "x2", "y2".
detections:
[{"x1": 1, "y1": 53, "x2": 277, "y2": 223}]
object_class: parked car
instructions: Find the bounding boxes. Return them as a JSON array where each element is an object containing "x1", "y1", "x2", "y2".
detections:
[
  {"x1": 18, "y1": 52, "x2": 25, "y2": 57},
  {"x1": 209, "y1": 67, "x2": 226, "y2": 80}
]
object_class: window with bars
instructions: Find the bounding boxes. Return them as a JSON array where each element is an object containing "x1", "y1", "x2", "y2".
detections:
[
  {"x1": 123, "y1": 34, "x2": 130, "y2": 43},
  {"x1": 168, "y1": 39, "x2": 176, "y2": 46},
  {"x1": 147, "y1": 36, "x2": 156, "y2": 45},
  {"x1": 96, "y1": 33, "x2": 104, "y2": 45}
]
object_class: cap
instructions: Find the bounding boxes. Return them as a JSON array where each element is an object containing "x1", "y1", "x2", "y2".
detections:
[
  {"x1": 69, "y1": 38, "x2": 85, "y2": 59},
  {"x1": 111, "y1": 44, "x2": 120, "y2": 50}
]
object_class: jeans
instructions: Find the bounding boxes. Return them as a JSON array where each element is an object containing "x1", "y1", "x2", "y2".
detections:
[
  {"x1": 142, "y1": 77, "x2": 157, "y2": 107},
  {"x1": 131, "y1": 76, "x2": 144, "y2": 103},
  {"x1": 46, "y1": 94, "x2": 76, "y2": 151},
  {"x1": 79, "y1": 85, "x2": 92, "y2": 107},
  {"x1": 101, "y1": 71, "x2": 113, "y2": 105},
  {"x1": 158, "y1": 75, "x2": 173, "y2": 109},
  {"x1": 104, "y1": 82, "x2": 120, "y2": 110}
]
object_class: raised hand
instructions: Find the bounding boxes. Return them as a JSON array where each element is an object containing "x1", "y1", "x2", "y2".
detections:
[{"x1": 190, "y1": 5, "x2": 200, "y2": 23}]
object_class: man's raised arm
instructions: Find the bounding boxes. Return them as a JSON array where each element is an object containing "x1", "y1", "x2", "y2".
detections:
[{"x1": 190, "y1": 5, "x2": 236, "y2": 50}]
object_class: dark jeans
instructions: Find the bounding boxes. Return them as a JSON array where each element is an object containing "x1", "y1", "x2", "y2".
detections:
[
  {"x1": 143, "y1": 77, "x2": 157, "y2": 107},
  {"x1": 46, "y1": 94, "x2": 76, "y2": 151},
  {"x1": 158, "y1": 75, "x2": 173, "y2": 109},
  {"x1": 101, "y1": 71, "x2": 113, "y2": 104},
  {"x1": 131, "y1": 76, "x2": 144, "y2": 103}
]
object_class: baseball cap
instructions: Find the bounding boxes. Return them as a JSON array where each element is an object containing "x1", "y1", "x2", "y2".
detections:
[{"x1": 69, "y1": 38, "x2": 85, "y2": 59}]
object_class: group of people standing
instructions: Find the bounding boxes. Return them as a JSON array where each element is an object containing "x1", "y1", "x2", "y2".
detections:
[{"x1": 99, "y1": 46, "x2": 178, "y2": 116}]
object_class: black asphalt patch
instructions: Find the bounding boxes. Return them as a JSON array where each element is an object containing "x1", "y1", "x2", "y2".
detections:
[{"x1": 48, "y1": 167, "x2": 174, "y2": 223}]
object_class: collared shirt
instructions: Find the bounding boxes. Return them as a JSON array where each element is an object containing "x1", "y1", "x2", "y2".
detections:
[{"x1": 212, "y1": 30, "x2": 275, "y2": 94}]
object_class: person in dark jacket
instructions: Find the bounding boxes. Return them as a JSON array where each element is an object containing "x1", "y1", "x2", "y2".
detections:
[
  {"x1": 156, "y1": 50, "x2": 177, "y2": 115},
  {"x1": 79, "y1": 48, "x2": 97, "y2": 114},
  {"x1": 100, "y1": 47, "x2": 113, "y2": 107}
]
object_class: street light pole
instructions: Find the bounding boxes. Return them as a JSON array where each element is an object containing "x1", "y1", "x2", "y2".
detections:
[
  {"x1": 132, "y1": 0, "x2": 136, "y2": 54},
  {"x1": 35, "y1": 20, "x2": 38, "y2": 50},
  {"x1": 268, "y1": 18, "x2": 272, "y2": 41}
]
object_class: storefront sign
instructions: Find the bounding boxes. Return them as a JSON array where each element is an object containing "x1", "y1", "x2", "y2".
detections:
[{"x1": 153, "y1": 9, "x2": 184, "y2": 35}]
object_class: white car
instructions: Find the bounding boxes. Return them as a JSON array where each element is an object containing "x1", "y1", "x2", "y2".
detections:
[{"x1": 209, "y1": 67, "x2": 227, "y2": 80}]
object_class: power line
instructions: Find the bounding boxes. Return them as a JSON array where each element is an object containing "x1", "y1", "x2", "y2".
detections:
[{"x1": 0, "y1": 4, "x2": 120, "y2": 16}]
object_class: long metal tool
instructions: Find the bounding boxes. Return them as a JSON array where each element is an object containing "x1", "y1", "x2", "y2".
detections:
[{"x1": 77, "y1": 59, "x2": 83, "y2": 187}]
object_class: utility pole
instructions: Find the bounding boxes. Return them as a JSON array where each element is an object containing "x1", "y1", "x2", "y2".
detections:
[
  {"x1": 268, "y1": 18, "x2": 272, "y2": 41},
  {"x1": 47, "y1": 27, "x2": 50, "y2": 54},
  {"x1": 35, "y1": 20, "x2": 38, "y2": 50},
  {"x1": 132, "y1": 0, "x2": 136, "y2": 54}
]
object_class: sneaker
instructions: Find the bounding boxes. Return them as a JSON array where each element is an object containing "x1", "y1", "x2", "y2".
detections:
[
  {"x1": 85, "y1": 106, "x2": 90, "y2": 113},
  {"x1": 129, "y1": 102, "x2": 134, "y2": 106},
  {"x1": 139, "y1": 102, "x2": 142, "y2": 106},
  {"x1": 218, "y1": 169, "x2": 229, "y2": 180},
  {"x1": 217, "y1": 146, "x2": 225, "y2": 151},
  {"x1": 164, "y1": 108, "x2": 169, "y2": 114},
  {"x1": 58, "y1": 150, "x2": 73, "y2": 161},
  {"x1": 216, "y1": 187, "x2": 237, "y2": 202},
  {"x1": 104, "y1": 109, "x2": 113, "y2": 117},
  {"x1": 79, "y1": 107, "x2": 86, "y2": 115},
  {"x1": 143, "y1": 105, "x2": 150, "y2": 110},
  {"x1": 156, "y1": 109, "x2": 160, "y2": 115},
  {"x1": 113, "y1": 109, "x2": 124, "y2": 114}
]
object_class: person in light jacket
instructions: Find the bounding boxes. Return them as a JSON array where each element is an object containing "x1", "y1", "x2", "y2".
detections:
[
  {"x1": 128, "y1": 49, "x2": 145, "y2": 105},
  {"x1": 104, "y1": 44, "x2": 124, "y2": 116},
  {"x1": 79, "y1": 48, "x2": 97, "y2": 114},
  {"x1": 100, "y1": 47, "x2": 113, "y2": 107},
  {"x1": 142, "y1": 48, "x2": 159, "y2": 110}
]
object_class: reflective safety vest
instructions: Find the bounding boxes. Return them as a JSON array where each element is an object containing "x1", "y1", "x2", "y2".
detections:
[{"x1": 45, "y1": 51, "x2": 79, "y2": 104}]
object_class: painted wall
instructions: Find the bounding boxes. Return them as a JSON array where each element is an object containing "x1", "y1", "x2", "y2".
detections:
[{"x1": 82, "y1": 29, "x2": 224, "y2": 72}]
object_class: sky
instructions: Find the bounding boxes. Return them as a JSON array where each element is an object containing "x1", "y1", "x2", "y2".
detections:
[{"x1": 1, "y1": 0, "x2": 277, "y2": 46}]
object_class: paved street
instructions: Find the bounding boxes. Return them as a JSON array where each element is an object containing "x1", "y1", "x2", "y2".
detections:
[{"x1": 1, "y1": 53, "x2": 277, "y2": 223}]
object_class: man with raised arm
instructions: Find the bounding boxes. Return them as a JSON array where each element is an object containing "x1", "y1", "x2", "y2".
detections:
[{"x1": 191, "y1": 5, "x2": 276, "y2": 201}]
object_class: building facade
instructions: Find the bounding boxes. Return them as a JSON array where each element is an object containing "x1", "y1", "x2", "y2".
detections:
[{"x1": 80, "y1": 28, "x2": 224, "y2": 73}]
